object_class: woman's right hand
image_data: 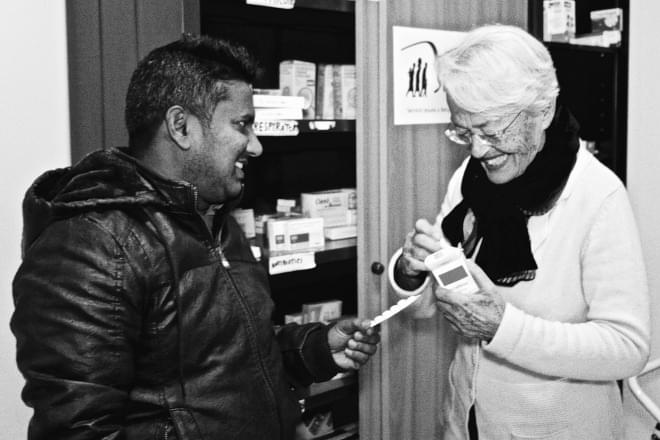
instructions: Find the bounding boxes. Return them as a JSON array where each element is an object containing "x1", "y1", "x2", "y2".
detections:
[{"x1": 397, "y1": 218, "x2": 451, "y2": 277}]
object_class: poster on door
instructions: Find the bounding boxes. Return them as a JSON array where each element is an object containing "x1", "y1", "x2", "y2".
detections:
[{"x1": 393, "y1": 26, "x2": 465, "y2": 125}]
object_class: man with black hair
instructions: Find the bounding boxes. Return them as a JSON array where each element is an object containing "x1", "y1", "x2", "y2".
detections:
[{"x1": 11, "y1": 34, "x2": 379, "y2": 440}]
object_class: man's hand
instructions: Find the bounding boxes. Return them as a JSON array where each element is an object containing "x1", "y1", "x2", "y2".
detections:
[
  {"x1": 433, "y1": 259, "x2": 505, "y2": 341},
  {"x1": 328, "y1": 318, "x2": 380, "y2": 370}
]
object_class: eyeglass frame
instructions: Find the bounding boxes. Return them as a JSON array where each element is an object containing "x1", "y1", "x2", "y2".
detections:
[{"x1": 444, "y1": 110, "x2": 524, "y2": 148}]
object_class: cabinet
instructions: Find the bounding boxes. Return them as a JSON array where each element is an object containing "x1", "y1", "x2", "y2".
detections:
[
  {"x1": 528, "y1": 0, "x2": 629, "y2": 182},
  {"x1": 200, "y1": 0, "x2": 360, "y2": 435},
  {"x1": 357, "y1": 2, "x2": 526, "y2": 439}
]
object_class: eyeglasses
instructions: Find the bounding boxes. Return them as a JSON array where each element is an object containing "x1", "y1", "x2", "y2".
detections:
[{"x1": 444, "y1": 111, "x2": 523, "y2": 148}]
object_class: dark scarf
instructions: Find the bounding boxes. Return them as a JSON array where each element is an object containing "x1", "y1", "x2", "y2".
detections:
[{"x1": 441, "y1": 105, "x2": 580, "y2": 286}]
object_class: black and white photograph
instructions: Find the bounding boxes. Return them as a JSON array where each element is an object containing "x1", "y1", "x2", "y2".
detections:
[{"x1": 2, "y1": 1, "x2": 658, "y2": 439}]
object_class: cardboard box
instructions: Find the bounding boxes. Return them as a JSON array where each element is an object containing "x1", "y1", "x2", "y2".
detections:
[
  {"x1": 324, "y1": 224, "x2": 357, "y2": 241},
  {"x1": 253, "y1": 93, "x2": 305, "y2": 108},
  {"x1": 266, "y1": 216, "x2": 324, "y2": 252},
  {"x1": 315, "y1": 63, "x2": 335, "y2": 119},
  {"x1": 543, "y1": 0, "x2": 575, "y2": 42},
  {"x1": 341, "y1": 188, "x2": 357, "y2": 225},
  {"x1": 302, "y1": 300, "x2": 342, "y2": 324},
  {"x1": 279, "y1": 60, "x2": 316, "y2": 119},
  {"x1": 276, "y1": 198, "x2": 298, "y2": 214},
  {"x1": 301, "y1": 190, "x2": 350, "y2": 228},
  {"x1": 284, "y1": 312, "x2": 304, "y2": 324},
  {"x1": 590, "y1": 8, "x2": 623, "y2": 32},
  {"x1": 332, "y1": 64, "x2": 356, "y2": 119},
  {"x1": 255, "y1": 107, "x2": 303, "y2": 120}
]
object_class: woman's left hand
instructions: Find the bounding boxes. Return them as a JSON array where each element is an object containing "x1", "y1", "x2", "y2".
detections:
[{"x1": 433, "y1": 259, "x2": 506, "y2": 341}]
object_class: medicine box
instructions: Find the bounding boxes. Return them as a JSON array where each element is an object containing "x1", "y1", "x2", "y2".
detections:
[
  {"x1": 279, "y1": 60, "x2": 316, "y2": 120},
  {"x1": 332, "y1": 64, "x2": 356, "y2": 119},
  {"x1": 325, "y1": 224, "x2": 357, "y2": 241},
  {"x1": 301, "y1": 189, "x2": 350, "y2": 228},
  {"x1": 316, "y1": 63, "x2": 335, "y2": 119},
  {"x1": 284, "y1": 312, "x2": 304, "y2": 324},
  {"x1": 590, "y1": 8, "x2": 623, "y2": 32},
  {"x1": 543, "y1": 0, "x2": 575, "y2": 42},
  {"x1": 266, "y1": 216, "x2": 324, "y2": 252},
  {"x1": 342, "y1": 187, "x2": 357, "y2": 225},
  {"x1": 302, "y1": 299, "x2": 342, "y2": 324}
]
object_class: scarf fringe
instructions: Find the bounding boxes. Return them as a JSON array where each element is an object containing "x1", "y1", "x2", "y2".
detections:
[{"x1": 495, "y1": 269, "x2": 536, "y2": 286}]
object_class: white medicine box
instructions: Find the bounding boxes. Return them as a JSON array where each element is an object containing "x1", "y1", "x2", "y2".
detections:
[
  {"x1": 301, "y1": 190, "x2": 350, "y2": 228},
  {"x1": 266, "y1": 216, "x2": 325, "y2": 252},
  {"x1": 279, "y1": 60, "x2": 316, "y2": 120}
]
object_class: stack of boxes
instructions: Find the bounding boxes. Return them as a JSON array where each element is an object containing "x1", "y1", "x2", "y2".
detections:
[
  {"x1": 253, "y1": 90, "x2": 305, "y2": 121},
  {"x1": 301, "y1": 188, "x2": 357, "y2": 241},
  {"x1": 279, "y1": 60, "x2": 356, "y2": 121}
]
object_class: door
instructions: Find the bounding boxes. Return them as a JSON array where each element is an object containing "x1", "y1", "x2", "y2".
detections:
[{"x1": 355, "y1": 1, "x2": 527, "y2": 438}]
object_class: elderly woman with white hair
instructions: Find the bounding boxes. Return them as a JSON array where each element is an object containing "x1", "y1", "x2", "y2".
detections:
[{"x1": 389, "y1": 24, "x2": 649, "y2": 439}]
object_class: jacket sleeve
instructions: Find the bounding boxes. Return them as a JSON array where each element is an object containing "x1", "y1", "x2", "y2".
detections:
[
  {"x1": 11, "y1": 215, "x2": 144, "y2": 439},
  {"x1": 275, "y1": 323, "x2": 340, "y2": 387}
]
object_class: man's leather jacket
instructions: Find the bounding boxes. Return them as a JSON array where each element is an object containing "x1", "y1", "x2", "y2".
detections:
[{"x1": 11, "y1": 148, "x2": 339, "y2": 439}]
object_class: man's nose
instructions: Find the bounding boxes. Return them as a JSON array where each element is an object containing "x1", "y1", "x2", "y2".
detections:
[{"x1": 247, "y1": 131, "x2": 263, "y2": 157}]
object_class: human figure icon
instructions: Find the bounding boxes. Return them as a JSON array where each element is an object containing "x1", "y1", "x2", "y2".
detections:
[
  {"x1": 406, "y1": 63, "x2": 415, "y2": 97},
  {"x1": 421, "y1": 62, "x2": 428, "y2": 97},
  {"x1": 414, "y1": 57, "x2": 422, "y2": 96}
]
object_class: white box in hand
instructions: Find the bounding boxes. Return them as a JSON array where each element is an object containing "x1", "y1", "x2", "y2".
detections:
[{"x1": 424, "y1": 247, "x2": 479, "y2": 295}]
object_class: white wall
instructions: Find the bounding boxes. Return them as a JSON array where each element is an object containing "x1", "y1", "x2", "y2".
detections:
[
  {"x1": 624, "y1": 2, "x2": 660, "y2": 438},
  {"x1": 0, "y1": 1, "x2": 70, "y2": 438}
]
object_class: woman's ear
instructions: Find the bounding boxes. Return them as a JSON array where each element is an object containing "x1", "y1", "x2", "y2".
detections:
[
  {"x1": 165, "y1": 106, "x2": 192, "y2": 150},
  {"x1": 540, "y1": 97, "x2": 557, "y2": 130}
]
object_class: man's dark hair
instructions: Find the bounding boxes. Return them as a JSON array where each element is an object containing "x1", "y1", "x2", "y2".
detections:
[{"x1": 125, "y1": 34, "x2": 258, "y2": 150}]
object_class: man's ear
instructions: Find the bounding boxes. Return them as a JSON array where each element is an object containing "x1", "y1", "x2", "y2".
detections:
[{"x1": 165, "y1": 106, "x2": 192, "y2": 150}]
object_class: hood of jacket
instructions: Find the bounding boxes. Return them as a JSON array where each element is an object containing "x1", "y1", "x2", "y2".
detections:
[{"x1": 22, "y1": 147, "x2": 206, "y2": 255}]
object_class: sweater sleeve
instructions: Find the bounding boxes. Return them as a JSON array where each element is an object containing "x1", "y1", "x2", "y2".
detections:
[
  {"x1": 11, "y1": 216, "x2": 143, "y2": 440},
  {"x1": 484, "y1": 187, "x2": 650, "y2": 381}
]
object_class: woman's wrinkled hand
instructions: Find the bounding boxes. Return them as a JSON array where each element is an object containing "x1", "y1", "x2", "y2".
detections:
[{"x1": 434, "y1": 259, "x2": 506, "y2": 341}]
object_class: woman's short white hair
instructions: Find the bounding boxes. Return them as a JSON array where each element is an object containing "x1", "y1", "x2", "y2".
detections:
[{"x1": 436, "y1": 24, "x2": 559, "y2": 118}]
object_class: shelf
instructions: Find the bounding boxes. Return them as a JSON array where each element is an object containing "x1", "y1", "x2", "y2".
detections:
[
  {"x1": 293, "y1": 0, "x2": 355, "y2": 13},
  {"x1": 307, "y1": 372, "x2": 357, "y2": 398},
  {"x1": 266, "y1": 236, "x2": 356, "y2": 264},
  {"x1": 251, "y1": 236, "x2": 357, "y2": 273},
  {"x1": 544, "y1": 41, "x2": 620, "y2": 54},
  {"x1": 303, "y1": 372, "x2": 358, "y2": 413},
  {"x1": 254, "y1": 119, "x2": 355, "y2": 137}
]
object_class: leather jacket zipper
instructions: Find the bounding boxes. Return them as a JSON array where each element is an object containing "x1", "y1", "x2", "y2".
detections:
[{"x1": 191, "y1": 186, "x2": 231, "y2": 268}]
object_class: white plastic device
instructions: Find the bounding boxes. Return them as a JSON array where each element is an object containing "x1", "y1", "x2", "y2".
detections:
[
  {"x1": 424, "y1": 246, "x2": 479, "y2": 294},
  {"x1": 369, "y1": 294, "x2": 422, "y2": 327}
]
